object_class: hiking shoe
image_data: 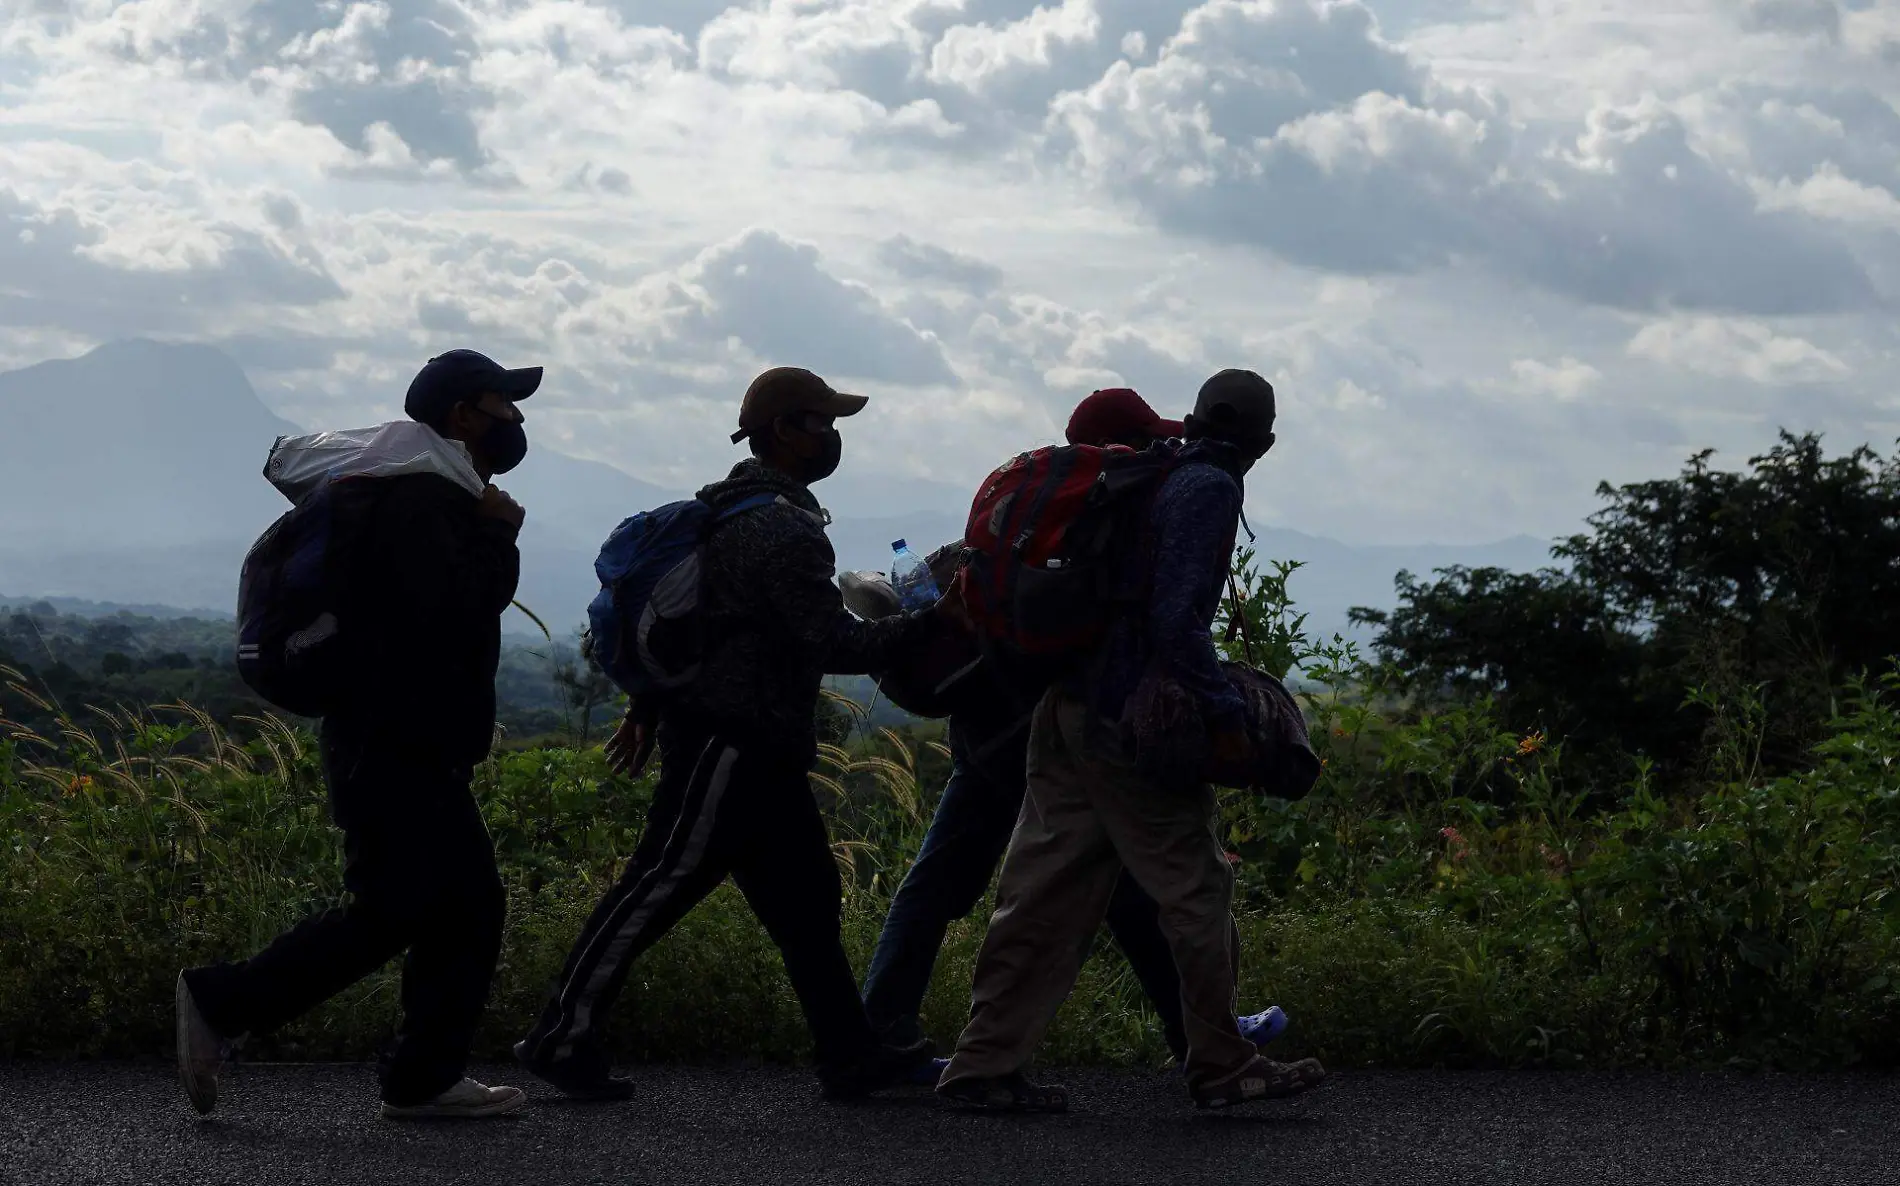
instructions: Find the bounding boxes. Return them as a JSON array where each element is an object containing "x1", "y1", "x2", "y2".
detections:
[
  {"x1": 513, "y1": 1039, "x2": 637, "y2": 1101},
  {"x1": 819, "y1": 1039, "x2": 935, "y2": 1101},
  {"x1": 905, "y1": 1056, "x2": 951, "y2": 1087},
  {"x1": 1191, "y1": 1056, "x2": 1326, "y2": 1110},
  {"x1": 175, "y1": 972, "x2": 232, "y2": 1116},
  {"x1": 381, "y1": 1078, "x2": 528, "y2": 1120},
  {"x1": 937, "y1": 1071, "x2": 1069, "y2": 1114},
  {"x1": 1238, "y1": 1005, "x2": 1289, "y2": 1048}
]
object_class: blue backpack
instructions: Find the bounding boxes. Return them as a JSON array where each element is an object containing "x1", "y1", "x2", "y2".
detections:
[
  {"x1": 585, "y1": 493, "x2": 779, "y2": 698},
  {"x1": 235, "y1": 476, "x2": 384, "y2": 717}
]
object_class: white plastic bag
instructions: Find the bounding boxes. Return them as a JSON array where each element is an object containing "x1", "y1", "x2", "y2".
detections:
[{"x1": 263, "y1": 421, "x2": 486, "y2": 504}]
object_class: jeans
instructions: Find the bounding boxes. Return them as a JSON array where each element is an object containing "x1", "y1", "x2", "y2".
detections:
[{"x1": 862, "y1": 718, "x2": 1191, "y2": 1059}]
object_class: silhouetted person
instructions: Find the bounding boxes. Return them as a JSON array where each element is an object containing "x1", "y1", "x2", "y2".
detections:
[
  {"x1": 517, "y1": 367, "x2": 947, "y2": 1101},
  {"x1": 177, "y1": 350, "x2": 537, "y2": 1120},
  {"x1": 939, "y1": 370, "x2": 1326, "y2": 1112}
]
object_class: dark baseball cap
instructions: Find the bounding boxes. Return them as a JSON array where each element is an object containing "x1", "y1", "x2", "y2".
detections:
[
  {"x1": 1065, "y1": 387, "x2": 1184, "y2": 447},
  {"x1": 730, "y1": 367, "x2": 868, "y2": 444},
  {"x1": 404, "y1": 349, "x2": 542, "y2": 429},
  {"x1": 1193, "y1": 369, "x2": 1275, "y2": 440}
]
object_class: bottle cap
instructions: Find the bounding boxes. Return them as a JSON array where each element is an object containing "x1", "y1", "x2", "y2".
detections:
[{"x1": 892, "y1": 539, "x2": 907, "y2": 551}]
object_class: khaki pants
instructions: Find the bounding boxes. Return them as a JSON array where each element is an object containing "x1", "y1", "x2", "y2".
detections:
[{"x1": 942, "y1": 685, "x2": 1257, "y2": 1090}]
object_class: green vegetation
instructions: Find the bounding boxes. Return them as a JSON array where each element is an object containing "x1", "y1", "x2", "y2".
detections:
[{"x1": 4, "y1": 432, "x2": 1899, "y2": 1071}]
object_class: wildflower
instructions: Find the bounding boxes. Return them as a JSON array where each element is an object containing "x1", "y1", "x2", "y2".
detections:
[
  {"x1": 1439, "y1": 825, "x2": 1469, "y2": 863},
  {"x1": 1518, "y1": 731, "x2": 1547, "y2": 756},
  {"x1": 1224, "y1": 851, "x2": 1242, "y2": 866},
  {"x1": 1540, "y1": 843, "x2": 1570, "y2": 875},
  {"x1": 1332, "y1": 727, "x2": 1348, "y2": 738},
  {"x1": 65, "y1": 775, "x2": 93, "y2": 796}
]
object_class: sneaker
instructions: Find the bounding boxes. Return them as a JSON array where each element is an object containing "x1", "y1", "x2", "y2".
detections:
[
  {"x1": 175, "y1": 972, "x2": 232, "y2": 1116},
  {"x1": 819, "y1": 1039, "x2": 935, "y2": 1101},
  {"x1": 905, "y1": 1056, "x2": 951, "y2": 1087},
  {"x1": 937, "y1": 1071, "x2": 1069, "y2": 1114},
  {"x1": 1191, "y1": 1056, "x2": 1326, "y2": 1110},
  {"x1": 1238, "y1": 1005, "x2": 1289, "y2": 1048},
  {"x1": 381, "y1": 1078, "x2": 529, "y2": 1120},
  {"x1": 513, "y1": 1039, "x2": 637, "y2": 1101}
]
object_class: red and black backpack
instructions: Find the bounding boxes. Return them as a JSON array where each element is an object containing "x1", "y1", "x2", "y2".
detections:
[{"x1": 957, "y1": 441, "x2": 1181, "y2": 668}]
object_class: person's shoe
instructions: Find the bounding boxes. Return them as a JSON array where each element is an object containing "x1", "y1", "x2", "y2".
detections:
[
  {"x1": 513, "y1": 1039, "x2": 637, "y2": 1101},
  {"x1": 175, "y1": 972, "x2": 232, "y2": 1117},
  {"x1": 819, "y1": 1038, "x2": 935, "y2": 1101},
  {"x1": 1238, "y1": 1005, "x2": 1289, "y2": 1048},
  {"x1": 1191, "y1": 1056, "x2": 1326, "y2": 1110},
  {"x1": 937, "y1": 1071, "x2": 1069, "y2": 1114},
  {"x1": 905, "y1": 1056, "x2": 951, "y2": 1087},
  {"x1": 381, "y1": 1078, "x2": 529, "y2": 1120}
]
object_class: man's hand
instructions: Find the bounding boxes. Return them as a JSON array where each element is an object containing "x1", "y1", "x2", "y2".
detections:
[
  {"x1": 478, "y1": 484, "x2": 526, "y2": 528},
  {"x1": 605, "y1": 700, "x2": 658, "y2": 777},
  {"x1": 931, "y1": 567, "x2": 975, "y2": 633}
]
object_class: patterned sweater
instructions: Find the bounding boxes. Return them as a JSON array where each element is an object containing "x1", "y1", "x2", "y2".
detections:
[{"x1": 676, "y1": 458, "x2": 925, "y2": 765}]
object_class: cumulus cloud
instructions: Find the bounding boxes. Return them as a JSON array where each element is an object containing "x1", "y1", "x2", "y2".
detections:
[
  {"x1": 1628, "y1": 316, "x2": 1851, "y2": 385},
  {"x1": 0, "y1": 0, "x2": 1894, "y2": 543}
]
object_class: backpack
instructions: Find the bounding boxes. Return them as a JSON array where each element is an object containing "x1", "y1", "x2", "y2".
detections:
[
  {"x1": 584, "y1": 493, "x2": 779, "y2": 698},
  {"x1": 236, "y1": 423, "x2": 488, "y2": 719},
  {"x1": 959, "y1": 441, "x2": 1181, "y2": 667},
  {"x1": 235, "y1": 477, "x2": 385, "y2": 717}
]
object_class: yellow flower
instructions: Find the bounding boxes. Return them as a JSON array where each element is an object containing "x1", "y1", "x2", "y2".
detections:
[{"x1": 1518, "y1": 731, "x2": 1547, "y2": 755}]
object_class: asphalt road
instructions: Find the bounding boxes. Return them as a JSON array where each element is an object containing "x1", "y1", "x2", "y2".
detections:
[{"x1": 3, "y1": 1061, "x2": 1896, "y2": 1186}]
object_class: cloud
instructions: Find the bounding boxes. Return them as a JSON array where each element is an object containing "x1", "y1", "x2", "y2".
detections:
[
  {"x1": 1509, "y1": 357, "x2": 1601, "y2": 403},
  {"x1": 1742, "y1": 0, "x2": 1842, "y2": 42},
  {"x1": 1627, "y1": 316, "x2": 1851, "y2": 384},
  {"x1": 1047, "y1": 0, "x2": 1880, "y2": 314},
  {"x1": 877, "y1": 234, "x2": 1005, "y2": 293}
]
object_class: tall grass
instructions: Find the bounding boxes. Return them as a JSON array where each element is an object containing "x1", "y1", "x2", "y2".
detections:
[{"x1": 6, "y1": 649, "x2": 1900, "y2": 1070}]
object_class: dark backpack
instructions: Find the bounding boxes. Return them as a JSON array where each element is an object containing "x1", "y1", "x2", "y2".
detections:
[
  {"x1": 584, "y1": 493, "x2": 778, "y2": 699},
  {"x1": 235, "y1": 477, "x2": 384, "y2": 717},
  {"x1": 959, "y1": 441, "x2": 1180, "y2": 670}
]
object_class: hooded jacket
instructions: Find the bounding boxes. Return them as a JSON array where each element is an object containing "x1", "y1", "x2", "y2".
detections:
[{"x1": 676, "y1": 458, "x2": 924, "y2": 764}]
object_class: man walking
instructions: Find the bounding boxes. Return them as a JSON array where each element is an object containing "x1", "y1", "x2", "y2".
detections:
[
  {"x1": 516, "y1": 367, "x2": 941, "y2": 1101},
  {"x1": 938, "y1": 370, "x2": 1326, "y2": 1112},
  {"x1": 177, "y1": 349, "x2": 540, "y2": 1120},
  {"x1": 861, "y1": 387, "x2": 1286, "y2": 1078}
]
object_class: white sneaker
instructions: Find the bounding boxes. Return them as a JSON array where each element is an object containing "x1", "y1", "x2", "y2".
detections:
[
  {"x1": 380, "y1": 1078, "x2": 529, "y2": 1120},
  {"x1": 175, "y1": 972, "x2": 230, "y2": 1116}
]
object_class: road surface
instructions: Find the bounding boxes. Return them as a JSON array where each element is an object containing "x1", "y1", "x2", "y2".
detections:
[{"x1": 4, "y1": 1062, "x2": 1895, "y2": 1185}]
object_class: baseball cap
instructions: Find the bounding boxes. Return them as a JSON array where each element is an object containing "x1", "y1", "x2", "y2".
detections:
[
  {"x1": 730, "y1": 367, "x2": 869, "y2": 444},
  {"x1": 1065, "y1": 387, "x2": 1184, "y2": 447},
  {"x1": 404, "y1": 349, "x2": 542, "y2": 429},
  {"x1": 1192, "y1": 368, "x2": 1276, "y2": 446}
]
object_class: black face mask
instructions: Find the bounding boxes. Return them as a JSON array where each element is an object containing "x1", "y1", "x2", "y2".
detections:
[
  {"x1": 475, "y1": 408, "x2": 528, "y2": 475},
  {"x1": 804, "y1": 428, "x2": 843, "y2": 484}
]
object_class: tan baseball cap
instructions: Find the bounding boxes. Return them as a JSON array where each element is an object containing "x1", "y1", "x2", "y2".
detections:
[{"x1": 730, "y1": 367, "x2": 869, "y2": 444}]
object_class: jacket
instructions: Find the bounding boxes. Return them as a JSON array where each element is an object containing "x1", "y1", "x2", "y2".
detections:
[
  {"x1": 329, "y1": 471, "x2": 521, "y2": 769},
  {"x1": 678, "y1": 459, "x2": 924, "y2": 765}
]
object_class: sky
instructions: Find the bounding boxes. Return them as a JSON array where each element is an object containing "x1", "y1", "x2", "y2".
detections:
[{"x1": 1, "y1": 0, "x2": 1896, "y2": 545}]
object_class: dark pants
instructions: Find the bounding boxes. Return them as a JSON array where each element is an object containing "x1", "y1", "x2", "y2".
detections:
[
  {"x1": 521, "y1": 717, "x2": 881, "y2": 1076},
  {"x1": 184, "y1": 725, "x2": 506, "y2": 1106},
  {"x1": 861, "y1": 720, "x2": 1192, "y2": 1059}
]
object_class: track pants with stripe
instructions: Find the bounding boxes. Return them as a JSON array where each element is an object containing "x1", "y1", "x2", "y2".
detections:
[{"x1": 521, "y1": 716, "x2": 881, "y2": 1074}]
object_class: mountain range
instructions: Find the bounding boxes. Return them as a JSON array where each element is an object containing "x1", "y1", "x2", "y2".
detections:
[{"x1": 0, "y1": 340, "x2": 1555, "y2": 637}]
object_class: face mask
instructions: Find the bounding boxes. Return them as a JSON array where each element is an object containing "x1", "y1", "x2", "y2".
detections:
[
  {"x1": 478, "y1": 410, "x2": 529, "y2": 475},
  {"x1": 804, "y1": 428, "x2": 843, "y2": 484}
]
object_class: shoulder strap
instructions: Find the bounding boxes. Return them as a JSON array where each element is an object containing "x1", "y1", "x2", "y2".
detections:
[{"x1": 714, "y1": 492, "x2": 782, "y2": 520}]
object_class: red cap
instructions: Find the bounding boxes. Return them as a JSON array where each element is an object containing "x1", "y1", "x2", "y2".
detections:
[{"x1": 1064, "y1": 387, "x2": 1184, "y2": 447}]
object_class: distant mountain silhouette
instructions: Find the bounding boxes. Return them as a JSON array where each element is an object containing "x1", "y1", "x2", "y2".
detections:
[{"x1": 0, "y1": 340, "x2": 1555, "y2": 633}]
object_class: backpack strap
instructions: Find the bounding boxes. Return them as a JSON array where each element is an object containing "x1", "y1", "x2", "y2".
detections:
[{"x1": 714, "y1": 492, "x2": 782, "y2": 520}]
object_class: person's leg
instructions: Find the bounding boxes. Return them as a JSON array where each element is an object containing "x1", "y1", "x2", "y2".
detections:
[
  {"x1": 1081, "y1": 715, "x2": 1257, "y2": 1091},
  {"x1": 861, "y1": 724, "x2": 1025, "y2": 1046},
  {"x1": 730, "y1": 750, "x2": 884, "y2": 1074},
  {"x1": 1100, "y1": 872, "x2": 1191, "y2": 1063},
  {"x1": 940, "y1": 690, "x2": 1121, "y2": 1088},
  {"x1": 376, "y1": 768, "x2": 508, "y2": 1106},
  {"x1": 182, "y1": 732, "x2": 428, "y2": 1041},
  {"x1": 519, "y1": 723, "x2": 742, "y2": 1071}
]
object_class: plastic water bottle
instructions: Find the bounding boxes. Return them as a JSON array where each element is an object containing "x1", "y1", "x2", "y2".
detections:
[{"x1": 891, "y1": 539, "x2": 941, "y2": 611}]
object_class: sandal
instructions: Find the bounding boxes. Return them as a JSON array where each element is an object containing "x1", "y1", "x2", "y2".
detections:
[
  {"x1": 1192, "y1": 1056, "x2": 1326, "y2": 1110},
  {"x1": 937, "y1": 1071, "x2": 1069, "y2": 1114}
]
